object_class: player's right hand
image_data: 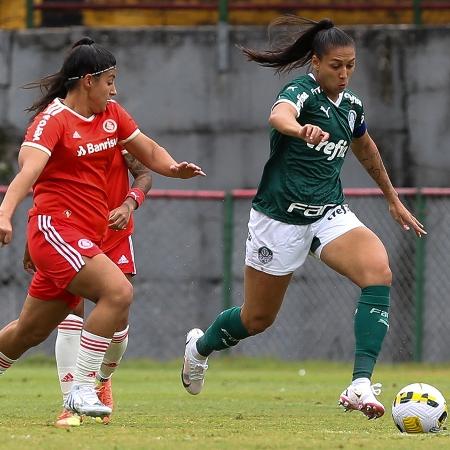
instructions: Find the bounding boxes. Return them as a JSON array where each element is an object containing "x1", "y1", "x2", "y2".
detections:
[{"x1": 299, "y1": 124, "x2": 329, "y2": 145}]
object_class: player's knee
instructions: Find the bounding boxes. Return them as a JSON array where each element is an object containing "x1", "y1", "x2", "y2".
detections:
[
  {"x1": 371, "y1": 263, "x2": 392, "y2": 286},
  {"x1": 380, "y1": 266, "x2": 392, "y2": 285},
  {"x1": 244, "y1": 314, "x2": 276, "y2": 336},
  {"x1": 108, "y1": 280, "x2": 134, "y2": 311},
  {"x1": 360, "y1": 263, "x2": 392, "y2": 287}
]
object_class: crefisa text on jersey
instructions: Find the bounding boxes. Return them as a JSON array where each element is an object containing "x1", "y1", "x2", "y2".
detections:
[{"x1": 306, "y1": 139, "x2": 349, "y2": 161}]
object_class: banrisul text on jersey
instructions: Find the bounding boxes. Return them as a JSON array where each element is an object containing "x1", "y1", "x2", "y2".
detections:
[{"x1": 252, "y1": 73, "x2": 367, "y2": 225}]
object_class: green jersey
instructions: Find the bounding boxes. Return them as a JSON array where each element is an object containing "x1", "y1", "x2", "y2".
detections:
[{"x1": 253, "y1": 73, "x2": 366, "y2": 224}]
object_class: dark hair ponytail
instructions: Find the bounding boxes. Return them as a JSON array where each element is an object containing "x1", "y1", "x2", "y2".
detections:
[
  {"x1": 240, "y1": 17, "x2": 354, "y2": 74},
  {"x1": 24, "y1": 37, "x2": 116, "y2": 119}
]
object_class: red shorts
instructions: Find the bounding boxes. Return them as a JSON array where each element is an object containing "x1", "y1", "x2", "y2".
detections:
[
  {"x1": 104, "y1": 235, "x2": 136, "y2": 275},
  {"x1": 27, "y1": 215, "x2": 102, "y2": 308}
]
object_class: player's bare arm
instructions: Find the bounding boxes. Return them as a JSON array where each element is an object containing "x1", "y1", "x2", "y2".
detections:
[
  {"x1": 124, "y1": 132, "x2": 206, "y2": 178},
  {"x1": 108, "y1": 153, "x2": 153, "y2": 230},
  {"x1": 0, "y1": 147, "x2": 49, "y2": 246},
  {"x1": 124, "y1": 152, "x2": 153, "y2": 196},
  {"x1": 269, "y1": 103, "x2": 329, "y2": 144},
  {"x1": 352, "y1": 132, "x2": 426, "y2": 237}
]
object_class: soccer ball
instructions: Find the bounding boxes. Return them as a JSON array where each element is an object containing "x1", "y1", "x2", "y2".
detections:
[{"x1": 392, "y1": 383, "x2": 448, "y2": 433}]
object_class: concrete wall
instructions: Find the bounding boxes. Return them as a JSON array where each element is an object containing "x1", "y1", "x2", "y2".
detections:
[
  {"x1": 1, "y1": 25, "x2": 450, "y2": 190},
  {"x1": 1, "y1": 26, "x2": 450, "y2": 362}
]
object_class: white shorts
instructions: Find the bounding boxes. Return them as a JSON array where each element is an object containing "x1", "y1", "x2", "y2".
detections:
[{"x1": 245, "y1": 205, "x2": 365, "y2": 276}]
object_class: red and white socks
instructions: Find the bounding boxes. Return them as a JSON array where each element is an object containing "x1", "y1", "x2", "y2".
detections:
[
  {"x1": 98, "y1": 326, "x2": 129, "y2": 381},
  {"x1": 0, "y1": 350, "x2": 16, "y2": 375},
  {"x1": 74, "y1": 330, "x2": 112, "y2": 387},
  {"x1": 55, "y1": 314, "x2": 84, "y2": 400}
]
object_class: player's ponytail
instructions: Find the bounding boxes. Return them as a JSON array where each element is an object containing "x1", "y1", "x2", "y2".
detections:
[
  {"x1": 240, "y1": 17, "x2": 354, "y2": 74},
  {"x1": 24, "y1": 37, "x2": 116, "y2": 119}
]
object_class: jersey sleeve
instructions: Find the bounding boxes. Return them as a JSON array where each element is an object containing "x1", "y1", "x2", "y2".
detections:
[
  {"x1": 114, "y1": 102, "x2": 140, "y2": 145},
  {"x1": 22, "y1": 111, "x2": 63, "y2": 156},
  {"x1": 272, "y1": 82, "x2": 310, "y2": 118}
]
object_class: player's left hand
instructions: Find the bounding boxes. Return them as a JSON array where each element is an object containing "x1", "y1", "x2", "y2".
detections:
[
  {"x1": 0, "y1": 213, "x2": 12, "y2": 247},
  {"x1": 109, "y1": 204, "x2": 132, "y2": 230},
  {"x1": 388, "y1": 198, "x2": 427, "y2": 237},
  {"x1": 170, "y1": 162, "x2": 206, "y2": 179}
]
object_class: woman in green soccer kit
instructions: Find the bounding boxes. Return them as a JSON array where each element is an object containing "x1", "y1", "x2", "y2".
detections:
[{"x1": 181, "y1": 17, "x2": 425, "y2": 419}]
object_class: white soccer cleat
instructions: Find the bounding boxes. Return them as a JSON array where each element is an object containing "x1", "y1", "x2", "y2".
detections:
[
  {"x1": 181, "y1": 328, "x2": 208, "y2": 395},
  {"x1": 64, "y1": 384, "x2": 112, "y2": 418},
  {"x1": 339, "y1": 380, "x2": 385, "y2": 419}
]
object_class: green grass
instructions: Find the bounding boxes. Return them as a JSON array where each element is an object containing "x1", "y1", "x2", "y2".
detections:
[{"x1": 0, "y1": 357, "x2": 449, "y2": 449}]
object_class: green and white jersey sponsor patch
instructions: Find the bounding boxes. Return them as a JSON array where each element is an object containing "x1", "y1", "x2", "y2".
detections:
[{"x1": 253, "y1": 73, "x2": 366, "y2": 225}]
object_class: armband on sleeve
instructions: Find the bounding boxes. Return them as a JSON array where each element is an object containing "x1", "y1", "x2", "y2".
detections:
[{"x1": 126, "y1": 188, "x2": 145, "y2": 209}]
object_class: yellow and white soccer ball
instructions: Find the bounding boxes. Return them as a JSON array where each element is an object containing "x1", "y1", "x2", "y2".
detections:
[{"x1": 392, "y1": 383, "x2": 448, "y2": 433}]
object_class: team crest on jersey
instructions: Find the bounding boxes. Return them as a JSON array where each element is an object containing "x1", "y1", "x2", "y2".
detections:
[
  {"x1": 103, "y1": 119, "x2": 117, "y2": 133},
  {"x1": 258, "y1": 246, "x2": 273, "y2": 264},
  {"x1": 348, "y1": 110, "x2": 357, "y2": 132},
  {"x1": 78, "y1": 239, "x2": 94, "y2": 249}
]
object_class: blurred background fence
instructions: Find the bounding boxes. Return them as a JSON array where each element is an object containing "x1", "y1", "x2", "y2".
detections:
[{"x1": 1, "y1": 187, "x2": 450, "y2": 363}]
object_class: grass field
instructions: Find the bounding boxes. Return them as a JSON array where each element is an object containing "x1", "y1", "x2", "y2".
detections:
[{"x1": 0, "y1": 357, "x2": 449, "y2": 450}]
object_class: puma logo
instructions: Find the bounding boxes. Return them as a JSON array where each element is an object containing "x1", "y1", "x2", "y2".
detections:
[{"x1": 320, "y1": 106, "x2": 331, "y2": 118}]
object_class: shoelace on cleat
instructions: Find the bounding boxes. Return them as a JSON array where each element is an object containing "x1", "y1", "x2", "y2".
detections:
[
  {"x1": 77, "y1": 386, "x2": 103, "y2": 405},
  {"x1": 189, "y1": 362, "x2": 208, "y2": 381}
]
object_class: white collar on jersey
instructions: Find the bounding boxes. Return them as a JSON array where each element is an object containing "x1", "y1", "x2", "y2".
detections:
[
  {"x1": 56, "y1": 98, "x2": 96, "y2": 122},
  {"x1": 308, "y1": 73, "x2": 344, "y2": 108}
]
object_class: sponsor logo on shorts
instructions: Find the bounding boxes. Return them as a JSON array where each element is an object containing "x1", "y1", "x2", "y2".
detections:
[
  {"x1": 78, "y1": 239, "x2": 94, "y2": 249},
  {"x1": 258, "y1": 246, "x2": 273, "y2": 264},
  {"x1": 117, "y1": 255, "x2": 129, "y2": 265},
  {"x1": 327, "y1": 204, "x2": 350, "y2": 220},
  {"x1": 103, "y1": 119, "x2": 117, "y2": 133}
]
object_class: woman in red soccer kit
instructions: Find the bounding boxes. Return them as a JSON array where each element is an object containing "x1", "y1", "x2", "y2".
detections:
[
  {"x1": 22, "y1": 147, "x2": 152, "y2": 426},
  {"x1": 0, "y1": 37, "x2": 205, "y2": 418}
]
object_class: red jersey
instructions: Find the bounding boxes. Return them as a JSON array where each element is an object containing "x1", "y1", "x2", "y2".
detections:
[
  {"x1": 102, "y1": 148, "x2": 134, "y2": 253},
  {"x1": 23, "y1": 98, "x2": 139, "y2": 243}
]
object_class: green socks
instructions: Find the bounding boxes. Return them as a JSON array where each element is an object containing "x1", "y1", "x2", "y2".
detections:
[
  {"x1": 196, "y1": 286, "x2": 390, "y2": 370},
  {"x1": 196, "y1": 306, "x2": 250, "y2": 357},
  {"x1": 353, "y1": 285, "x2": 390, "y2": 380}
]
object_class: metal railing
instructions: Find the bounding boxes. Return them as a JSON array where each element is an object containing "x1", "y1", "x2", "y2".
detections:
[{"x1": 2, "y1": 186, "x2": 450, "y2": 361}]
